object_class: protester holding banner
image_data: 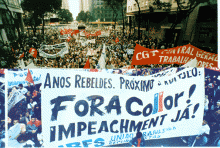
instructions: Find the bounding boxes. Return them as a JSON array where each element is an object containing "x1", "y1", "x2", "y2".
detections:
[
  {"x1": 8, "y1": 69, "x2": 43, "y2": 147},
  {"x1": 187, "y1": 120, "x2": 210, "y2": 146},
  {"x1": 204, "y1": 109, "x2": 220, "y2": 146},
  {"x1": 8, "y1": 117, "x2": 26, "y2": 147},
  {"x1": 129, "y1": 132, "x2": 146, "y2": 147}
]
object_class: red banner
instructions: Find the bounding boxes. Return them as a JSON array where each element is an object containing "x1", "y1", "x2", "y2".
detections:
[
  {"x1": 131, "y1": 44, "x2": 218, "y2": 68},
  {"x1": 96, "y1": 30, "x2": 101, "y2": 36},
  {"x1": 60, "y1": 29, "x2": 64, "y2": 35}
]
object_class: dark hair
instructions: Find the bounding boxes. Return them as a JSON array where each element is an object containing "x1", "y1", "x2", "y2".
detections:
[
  {"x1": 18, "y1": 84, "x2": 23, "y2": 87},
  {"x1": 136, "y1": 132, "x2": 142, "y2": 138},
  {"x1": 31, "y1": 114, "x2": 36, "y2": 119}
]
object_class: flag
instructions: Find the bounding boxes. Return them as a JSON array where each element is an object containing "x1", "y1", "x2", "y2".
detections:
[
  {"x1": 115, "y1": 37, "x2": 119, "y2": 43},
  {"x1": 67, "y1": 36, "x2": 71, "y2": 42},
  {"x1": 75, "y1": 30, "x2": 79, "y2": 34},
  {"x1": 19, "y1": 52, "x2": 24, "y2": 59},
  {"x1": 71, "y1": 30, "x2": 77, "y2": 36},
  {"x1": 85, "y1": 31, "x2": 90, "y2": 38},
  {"x1": 29, "y1": 48, "x2": 38, "y2": 58},
  {"x1": 96, "y1": 30, "x2": 101, "y2": 36},
  {"x1": 60, "y1": 29, "x2": 64, "y2": 35},
  {"x1": 84, "y1": 58, "x2": 90, "y2": 69},
  {"x1": 67, "y1": 29, "x2": 72, "y2": 34},
  {"x1": 25, "y1": 69, "x2": 34, "y2": 84}
]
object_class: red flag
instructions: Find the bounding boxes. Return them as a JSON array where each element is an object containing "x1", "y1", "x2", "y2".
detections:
[
  {"x1": 25, "y1": 69, "x2": 34, "y2": 85},
  {"x1": 19, "y1": 52, "x2": 24, "y2": 59},
  {"x1": 84, "y1": 58, "x2": 90, "y2": 69},
  {"x1": 60, "y1": 29, "x2": 64, "y2": 35},
  {"x1": 115, "y1": 37, "x2": 119, "y2": 43},
  {"x1": 29, "y1": 48, "x2": 38, "y2": 58},
  {"x1": 64, "y1": 28, "x2": 67, "y2": 34},
  {"x1": 67, "y1": 29, "x2": 72, "y2": 34},
  {"x1": 67, "y1": 36, "x2": 71, "y2": 42},
  {"x1": 96, "y1": 30, "x2": 101, "y2": 36},
  {"x1": 71, "y1": 30, "x2": 76, "y2": 36},
  {"x1": 75, "y1": 30, "x2": 79, "y2": 34}
]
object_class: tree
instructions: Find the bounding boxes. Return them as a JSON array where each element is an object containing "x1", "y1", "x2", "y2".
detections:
[
  {"x1": 76, "y1": 11, "x2": 86, "y2": 23},
  {"x1": 21, "y1": 0, "x2": 62, "y2": 35},
  {"x1": 58, "y1": 9, "x2": 73, "y2": 24},
  {"x1": 151, "y1": 0, "x2": 210, "y2": 45},
  {"x1": 103, "y1": 0, "x2": 120, "y2": 29}
]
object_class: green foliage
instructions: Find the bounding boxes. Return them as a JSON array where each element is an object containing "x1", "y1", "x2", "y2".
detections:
[
  {"x1": 76, "y1": 11, "x2": 86, "y2": 22},
  {"x1": 58, "y1": 9, "x2": 73, "y2": 23},
  {"x1": 76, "y1": 11, "x2": 93, "y2": 23},
  {"x1": 21, "y1": 0, "x2": 62, "y2": 15}
]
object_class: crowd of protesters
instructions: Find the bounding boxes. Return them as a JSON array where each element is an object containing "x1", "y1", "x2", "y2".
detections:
[
  {"x1": 7, "y1": 83, "x2": 42, "y2": 147},
  {"x1": 0, "y1": 25, "x2": 185, "y2": 69}
]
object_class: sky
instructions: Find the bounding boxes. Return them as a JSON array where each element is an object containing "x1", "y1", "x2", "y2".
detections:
[{"x1": 69, "y1": 0, "x2": 80, "y2": 20}]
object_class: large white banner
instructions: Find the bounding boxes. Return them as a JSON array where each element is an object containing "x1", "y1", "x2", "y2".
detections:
[
  {"x1": 42, "y1": 68, "x2": 204, "y2": 147},
  {"x1": 39, "y1": 42, "x2": 69, "y2": 58}
]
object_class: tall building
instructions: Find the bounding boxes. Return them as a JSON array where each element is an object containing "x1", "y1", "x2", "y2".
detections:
[
  {"x1": 91, "y1": 0, "x2": 123, "y2": 22},
  {"x1": 0, "y1": 0, "x2": 24, "y2": 44},
  {"x1": 62, "y1": 0, "x2": 70, "y2": 10},
  {"x1": 79, "y1": 0, "x2": 92, "y2": 12}
]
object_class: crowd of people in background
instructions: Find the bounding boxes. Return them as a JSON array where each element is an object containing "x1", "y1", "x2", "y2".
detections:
[
  {"x1": 8, "y1": 83, "x2": 42, "y2": 147},
  {"x1": 179, "y1": 69, "x2": 220, "y2": 146},
  {"x1": 0, "y1": 26, "x2": 183, "y2": 69}
]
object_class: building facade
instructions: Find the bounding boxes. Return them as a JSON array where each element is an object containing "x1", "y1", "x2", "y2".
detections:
[
  {"x1": 91, "y1": 0, "x2": 124, "y2": 22},
  {"x1": 79, "y1": 0, "x2": 92, "y2": 12},
  {"x1": 0, "y1": 0, "x2": 24, "y2": 44},
  {"x1": 62, "y1": 0, "x2": 70, "y2": 10},
  {"x1": 126, "y1": 0, "x2": 217, "y2": 53}
]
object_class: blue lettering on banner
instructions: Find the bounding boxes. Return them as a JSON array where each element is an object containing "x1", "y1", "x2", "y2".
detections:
[
  {"x1": 74, "y1": 75, "x2": 113, "y2": 89},
  {"x1": 58, "y1": 138, "x2": 105, "y2": 147},
  {"x1": 8, "y1": 74, "x2": 41, "y2": 87},
  {"x1": 109, "y1": 133, "x2": 134, "y2": 145},
  {"x1": 120, "y1": 77, "x2": 154, "y2": 92},
  {"x1": 142, "y1": 126, "x2": 176, "y2": 140},
  {"x1": 13, "y1": 70, "x2": 33, "y2": 77}
]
